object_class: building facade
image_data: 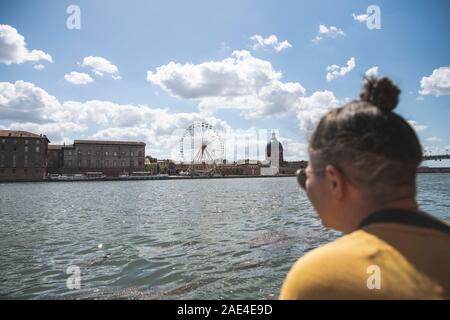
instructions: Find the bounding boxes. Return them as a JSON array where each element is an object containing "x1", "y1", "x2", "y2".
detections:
[
  {"x1": 0, "y1": 130, "x2": 49, "y2": 181},
  {"x1": 49, "y1": 140, "x2": 146, "y2": 176},
  {"x1": 47, "y1": 145, "x2": 64, "y2": 173}
]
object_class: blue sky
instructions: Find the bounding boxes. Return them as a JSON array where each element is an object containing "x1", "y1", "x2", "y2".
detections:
[{"x1": 0, "y1": 0, "x2": 449, "y2": 165}]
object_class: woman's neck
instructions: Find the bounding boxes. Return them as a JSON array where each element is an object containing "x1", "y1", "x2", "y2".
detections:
[{"x1": 343, "y1": 197, "x2": 418, "y2": 234}]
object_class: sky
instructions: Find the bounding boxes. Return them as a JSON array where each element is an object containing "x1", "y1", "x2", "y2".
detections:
[{"x1": 0, "y1": 0, "x2": 449, "y2": 165}]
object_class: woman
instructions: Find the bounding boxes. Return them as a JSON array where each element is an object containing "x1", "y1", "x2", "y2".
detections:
[{"x1": 280, "y1": 77, "x2": 450, "y2": 299}]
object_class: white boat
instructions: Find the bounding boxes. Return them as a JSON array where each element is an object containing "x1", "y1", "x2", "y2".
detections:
[
  {"x1": 118, "y1": 172, "x2": 169, "y2": 180},
  {"x1": 47, "y1": 172, "x2": 106, "y2": 181}
]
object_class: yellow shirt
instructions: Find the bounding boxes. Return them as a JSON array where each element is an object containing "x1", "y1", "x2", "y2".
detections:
[{"x1": 280, "y1": 210, "x2": 450, "y2": 300}]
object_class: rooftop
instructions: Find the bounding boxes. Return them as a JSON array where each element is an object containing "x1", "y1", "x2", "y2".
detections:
[
  {"x1": 0, "y1": 130, "x2": 50, "y2": 141},
  {"x1": 74, "y1": 140, "x2": 145, "y2": 146},
  {"x1": 48, "y1": 145, "x2": 65, "y2": 150}
]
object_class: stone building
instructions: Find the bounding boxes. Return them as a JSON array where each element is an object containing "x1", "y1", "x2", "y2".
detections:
[
  {"x1": 279, "y1": 160, "x2": 308, "y2": 175},
  {"x1": 236, "y1": 159, "x2": 261, "y2": 175},
  {"x1": 0, "y1": 130, "x2": 49, "y2": 181},
  {"x1": 49, "y1": 140, "x2": 146, "y2": 176},
  {"x1": 47, "y1": 145, "x2": 64, "y2": 173}
]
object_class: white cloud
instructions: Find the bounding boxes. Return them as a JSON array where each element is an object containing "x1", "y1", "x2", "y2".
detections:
[
  {"x1": 81, "y1": 56, "x2": 120, "y2": 79},
  {"x1": 274, "y1": 40, "x2": 292, "y2": 52},
  {"x1": 0, "y1": 24, "x2": 53, "y2": 65},
  {"x1": 64, "y1": 71, "x2": 94, "y2": 85},
  {"x1": 7, "y1": 122, "x2": 87, "y2": 144},
  {"x1": 146, "y1": 51, "x2": 344, "y2": 137},
  {"x1": 147, "y1": 50, "x2": 305, "y2": 117},
  {"x1": 250, "y1": 34, "x2": 292, "y2": 52},
  {"x1": 365, "y1": 66, "x2": 379, "y2": 77},
  {"x1": 0, "y1": 80, "x2": 232, "y2": 157},
  {"x1": 296, "y1": 90, "x2": 340, "y2": 134},
  {"x1": 281, "y1": 139, "x2": 309, "y2": 161},
  {"x1": 407, "y1": 120, "x2": 427, "y2": 132},
  {"x1": 33, "y1": 64, "x2": 45, "y2": 70},
  {"x1": 426, "y1": 137, "x2": 441, "y2": 142},
  {"x1": 326, "y1": 57, "x2": 356, "y2": 81},
  {"x1": 352, "y1": 13, "x2": 369, "y2": 23},
  {"x1": 419, "y1": 67, "x2": 450, "y2": 96},
  {"x1": 0, "y1": 80, "x2": 60, "y2": 123},
  {"x1": 312, "y1": 24, "x2": 345, "y2": 43},
  {"x1": 416, "y1": 96, "x2": 424, "y2": 101}
]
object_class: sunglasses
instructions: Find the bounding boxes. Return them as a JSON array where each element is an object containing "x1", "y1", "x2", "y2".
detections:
[
  {"x1": 296, "y1": 165, "x2": 348, "y2": 191},
  {"x1": 296, "y1": 168, "x2": 307, "y2": 190}
]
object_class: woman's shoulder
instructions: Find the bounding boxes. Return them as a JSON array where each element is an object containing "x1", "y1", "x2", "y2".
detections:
[
  {"x1": 292, "y1": 230, "x2": 381, "y2": 270},
  {"x1": 279, "y1": 231, "x2": 382, "y2": 299}
]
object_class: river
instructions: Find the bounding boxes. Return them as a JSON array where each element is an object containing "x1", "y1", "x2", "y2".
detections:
[{"x1": 0, "y1": 174, "x2": 449, "y2": 299}]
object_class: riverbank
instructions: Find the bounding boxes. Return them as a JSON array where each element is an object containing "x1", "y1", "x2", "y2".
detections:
[
  {"x1": 45, "y1": 174, "x2": 296, "y2": 182},
  {"x1": 0, "y1": 174, "x2": 298, "y2": 183},
  {"x1": 1, "y1": 170, "x2": 450, "y2": 183}
]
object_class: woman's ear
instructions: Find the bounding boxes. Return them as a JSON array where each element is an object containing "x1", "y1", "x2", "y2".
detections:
[{"x1": 325, "y1": 164, "x2": 345, "y2": 200}]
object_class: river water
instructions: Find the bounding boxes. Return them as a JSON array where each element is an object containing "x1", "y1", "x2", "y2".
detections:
[{"x1": 0, "y1": 174, "x2": 449, "y2": 299}]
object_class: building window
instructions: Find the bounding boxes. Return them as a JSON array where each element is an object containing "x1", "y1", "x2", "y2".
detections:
[
  {"x1": 113, "y1": 151, "x2": 117, "y2": 157},
  {"x1": 131, "y1": 151, "x2": 134, "y2": 157},
  {"x1": 121, "y1": 152, "x2": 126, "y2": 156},
  {"x1": 68, "y1": 150, "x2": 72, "y2": 156},
  {"x1": 24, "y1": 146, "x2": 28, "y2": 152},
  {"x1": 1, "y1": 139, "x2": 5, "y2": 143},
  {"x1": 13, "y1": 139, "x2": 17, "y2": 144},
  {"x1": 25, "y1": 140, "x2": 28, "y2": 145},
  {"x1": 24, "y1": 155, "x2": 28, "y2": 167},
  {"x1": 121, "y1": 160, "x2": 125, "y2": 167},
  {"x1": 138, "y1": 151, "x2": 142, "y2": 157},
  {"x1": 24, "y1": 168, "x2": 27, "y2": 174},
  {"x1": 138, "y1": 161, "x2": 142, "y2": 167},
  {"x1": 87, "y1": 159, "x2": 91, "y2": 167},
  {"x1": 113, "y1": 160, "x2": 117, "y2": 167},
  {"x1": 96, "y1": 151, "x2": 100, "y2": 156},
  {"x1": 96, "y1": 160, "x2": 100, "y2": 168},
  {"x1": 78, "y1": 161, "x2": 81, "y2": 167},
  {"x1": 36, "y1": 146, "x2": 40, "y2": 153},
  {"x1": 12, "y1": 169, "x2": 16, "y2": 174},
  {"x1": 68, "y1": 160, "x2": 72, "y2": 167},
  {"x1": 0, "y1": 155, "x2": 4, "y2": 167},
  {"x1": 12, "y1": 155, "x2": 16, "y2": 167},
  {"x1": 1, "y1": 144, "x2": 4, "y2": 151},
  {"x1": 130, "y1": 160, "x2": 134, "y2": 167},
  {"x1": 78, "y1": 150, "x2": 82, "y2": 156},
  {"x1": 87, "y1": 150, "x2": 91, "y2": 156},
  {"x1": 105, "y1": 160, "x2": 109, "y2": 167},
  {"x1": 36, "y1": 140, "x2": 40, "y2": 145}
]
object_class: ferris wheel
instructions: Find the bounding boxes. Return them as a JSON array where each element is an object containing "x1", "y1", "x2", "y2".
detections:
[{"x1": 179, "y1": 121, "x2": 224, "y2": 164}]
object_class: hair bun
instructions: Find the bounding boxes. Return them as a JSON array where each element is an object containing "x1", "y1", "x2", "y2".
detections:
[{"x1": 360, "y1": 76, "x2": 400, "y2": 111}]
